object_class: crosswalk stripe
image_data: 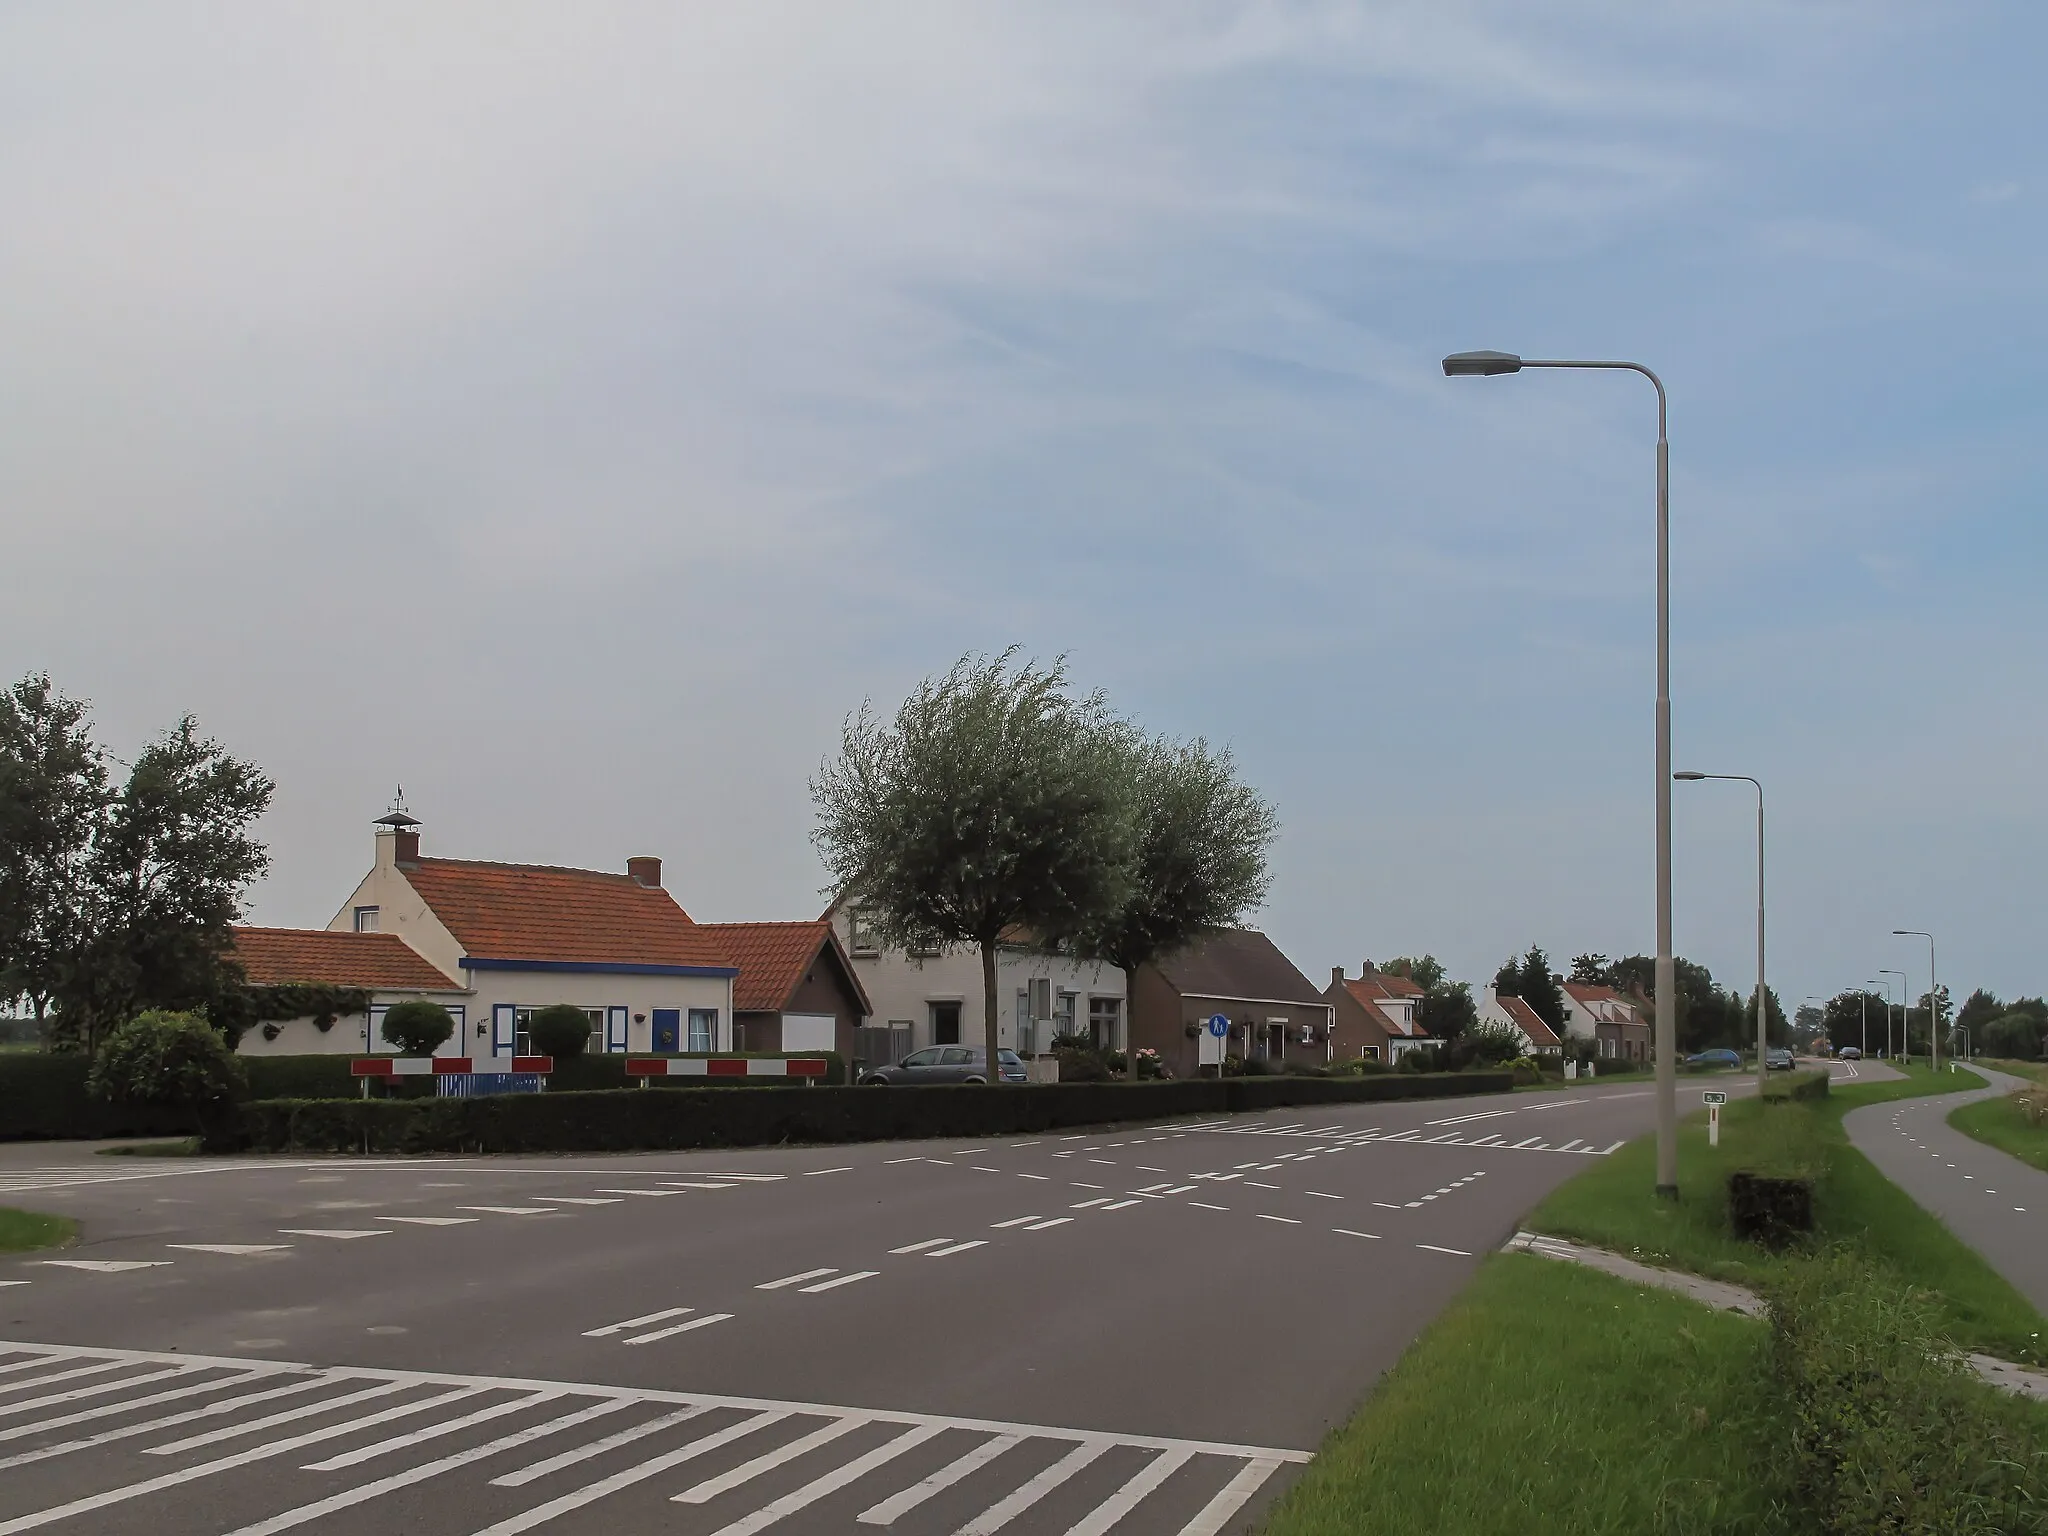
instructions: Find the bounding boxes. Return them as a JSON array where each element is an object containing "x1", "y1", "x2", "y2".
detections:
[
  {"x1": 858, "y1": 1432, "x2": 1022, "y2": 1524},
  {"x1": 1173, "y1": 1455, "x2": 1284, "y2": 1536},
  {"x1": 490, "y1": 1406, "x2": 711, "y2": 1488},
  {"x1": 624, "y1": 1313, "x2": 731, "y2": 1345},
  {"x1": 0, "y1": 1374, "x2": 324, "y2": 1468},
  {"x1": 1063, "y1": 1447, "x2": 1194, "y2": 1536},
  {"x1": 672, "y1": 1415, "x2": 869, "y2": 1504},
  {"x1": 0, "y1": 1365, "x2": 194, "y2": 1419},
  {"x1": 0, "y1": 1359, "x2": 132, "y2": 1397},
  {"x1": 147, "y1": 1381, "x2": 415, "y2": 1455},
  {"x1": 957, "y1": 1440, "x2": 1109, "y2": 1535},
  {"x1": 704, "y1": 1422, "x2": 945, "y2": 1536},
  {"x1": 584, "y1": 1307, "x2": 692, "y2": 1337},
  {"x1": 305, "y1": 1389, "x2": 563, "y2": 1469}
]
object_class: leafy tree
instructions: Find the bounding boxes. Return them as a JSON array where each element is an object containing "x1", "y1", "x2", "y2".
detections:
[
  {"x1": 1074, "y1": 734, "x2": 1277, "y2": 1060},
  {"x1": 1463, "y1": 1019, "x2": 1527, "y2": 1065},
  {"x1": 1954, "y1": 988, "x2": 2005, "y2": 1040},
  {"x1": 1820, "y1": 990, "x2": 1888, "y2": 1054},
  {"x1": 1569, "y1": 953, "x2": 1611, "y2": 986},
  {"x1": 1607, "y1": 953, "x2": 1746, "y2": 1053},
  {"x1": 381, "y1": 1000, "x2": 455, "y2": 1056},
  {"x1": 0, "y1": 675, "x2": 107, "y2": 1035},
  {"x1": 1492, "y1": 956, "x2": 1520, "y2": 995},
  {"x1": 1414, "y1": 980, "x2": 1476, "y2": 1043},
  {"x1": 1982, "y1": 1010, "x2": 2046, "y2": 1061},
  {"x1": 1741, "y1": 984, "x2": 1790, "y2": 1047},
  {"x1": 813, "y1": 652, "x2": 1137, "y2": 1085},
  {"x1": 87, "y1": 1008, "x2": 245, "y2": 1129},
  {"x1": 1505, "y1": 947, "x2": 1565, "y2": 1035},
  {"x1": 526, "y1": 1004, "x2": 593, "y2": 1060},
  {"x1": 1377, "y1": 955, "x2": 1447, "y2": 994}
]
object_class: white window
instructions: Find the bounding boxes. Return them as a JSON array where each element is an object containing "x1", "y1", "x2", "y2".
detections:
[
  {"x1": 513, "y1": 1006, "x2": 604, "y2": 1056},
  {"x1": 688, "y1": 1008, "x2": 718, "y2": 1052},
  {"x1": 1087, "y1": 996, "x2": 1120, "y2": 1049},
  {"x1": 353, "y1": 906, "x2": 379, "y2": 933},
  {"x1": 847, "y1": 910, "x2": 880, "y2": 955}
]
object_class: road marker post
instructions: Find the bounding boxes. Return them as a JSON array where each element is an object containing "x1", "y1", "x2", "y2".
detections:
[{"x1": 1703, "y1": 1089, "x2": 1728, "y2": 1147}]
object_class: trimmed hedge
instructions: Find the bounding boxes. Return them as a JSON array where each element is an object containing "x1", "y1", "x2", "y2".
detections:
[
  {"x1": 0, "y1": 1053, "x2": 195, "y2": 1141},
  {"x1": 223, "y1": 1071, "x2": 1514, "y2": 1154}
]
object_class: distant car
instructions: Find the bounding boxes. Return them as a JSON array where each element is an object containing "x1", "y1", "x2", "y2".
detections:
[
  {"x1": 1765, "y1": 1047, "x2": 1796, "y2": 1071},
  {"x1": 1837, "y1": 1046, "x2": 1862, "y2": 1061},
  {"x1": 1686, "y1": 1048, "x2": 1742, "y2": 1069},
  {"x1": 859, "y1": 1046, "x2": 1028, "y2": 1085}
]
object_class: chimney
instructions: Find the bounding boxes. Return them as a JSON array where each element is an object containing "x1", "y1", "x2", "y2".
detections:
[
  {"x1": 1331, "y1": 966, "x2": 1345, "y2": 990},
  {"x1": 372, "y1": 798, "x2": 421, "y2": 870},
  {"x1": 627, "y1": 855, "x2": 663, "y2": 888},
  {"x1": 394, "y1": 829, "x2": 420, "y2": 864}
]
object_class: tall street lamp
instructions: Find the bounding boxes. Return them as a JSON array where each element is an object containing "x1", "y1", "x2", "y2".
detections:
[
  {"x1": 1675, "y1": 772, "x2": 1766, "y2": 1098},
  {"x1": 1864, "y1": 980, "x2": 1886, "y2": 1060},
  {"x1": 1894, "y1": 930, "x2": 1937, "y2": 1074},
  {"x1": 1878, "y1": 969, "x2": 1906, "y2": 1061},
  {"x1": 1444, "y1": 350, "x2": 1678, "y2": 1196}
]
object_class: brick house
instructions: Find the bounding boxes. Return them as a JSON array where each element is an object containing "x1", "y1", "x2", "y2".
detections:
[
  {"x1": 1323, "y1": 966, "x2": 1434, "y2": 1062},
  {"x1": 1560, "y1": 982, "x2": 1652, "y2": 1062},
  {"x1": 696, "y1": 921, "x2": 871, "y2": 1057},
  {"x1": 1128, "y1": 929, "x2": 1333, "y2": 1078}
]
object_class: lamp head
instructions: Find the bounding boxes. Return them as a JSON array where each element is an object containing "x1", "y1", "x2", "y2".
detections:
[
  {"x1": 1442, "y1": 350, "x2": 1523, "y2": 377},
  {"x1": 1672, "y1": 771, "x2": 1706, "y2": 781}
]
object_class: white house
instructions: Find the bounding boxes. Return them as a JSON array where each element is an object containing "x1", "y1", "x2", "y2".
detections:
[
  {"x1": 1479, "y1": 984, "x2": 1564, "y2": 1056},
  {"x1": 824, "y1": 899, "x2": 1126, "y2": 1066},
  {"x1": 1560, "y1": 981, "x2": 1652, "y2": 1062}
]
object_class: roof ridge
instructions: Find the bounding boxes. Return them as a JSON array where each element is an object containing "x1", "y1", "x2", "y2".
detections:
[{"x1": 413, "y1": 855, "x2": 642, "y2": 883}]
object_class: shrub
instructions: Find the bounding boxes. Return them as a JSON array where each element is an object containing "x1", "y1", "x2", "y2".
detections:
[
  {"x1": 525, "y1": 1005, "x2": 593, "y2": 1060},
  {"x1": 87, "y1": 1011, "x2": 245, "y2": 1130},
  {"x1": 380, "y1": 1001, "x2": 455, "y2": 1056},
  {"x1": 1729, "y1": 1170, "x2": 1814, "y2": 1247},
  {"x1": 1768, "y1": 1252, "x2": 2048, "y2": 1533}
]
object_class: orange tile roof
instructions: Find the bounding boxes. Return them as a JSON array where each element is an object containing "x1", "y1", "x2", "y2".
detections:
[
  {"x1": 402, "y1": 859, "x2": 735, "y2": 970},
  {"x1": 1563, "y1": 982, "x2": 1627, "y2": 1004},
  {"x1": 1497, "y1": 993, "x2": 1562, "y2": 1048},
  {"x1": 698, "y1": 921, "x2": 872, "y2": 1015},
  {"x1": 1342, "y1": 977, "x2": 1430, "y2": 1038},
  {"x1": 232, "y1": 927, "x2": 461, "y2": 991}
]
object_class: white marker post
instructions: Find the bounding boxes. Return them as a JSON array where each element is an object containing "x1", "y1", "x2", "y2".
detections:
[{"x1": 1703, "y1": 1089, "x2": 1728, "y2": 1147}]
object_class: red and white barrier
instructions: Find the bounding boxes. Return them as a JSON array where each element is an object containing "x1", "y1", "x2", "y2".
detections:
[
  {"x1": 351, "y1": 1055, "x2": 554, "y2": 1078},
  {"x1": 625, "y1": 1056, "x2": 828, "y2": 1081}
]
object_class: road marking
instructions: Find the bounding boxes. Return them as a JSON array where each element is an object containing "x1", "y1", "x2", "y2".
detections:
[
  {"x1": 1159, "y1": 1184, "x2": 1197, "y2": 1195},
  {"x1": 1100, "y1": 1200, "x2": 1142, "y2": 1211},
  {"x1": 972, "y1": 1167, "x2": 1002, "y2": 1174},
  {"x1": 458, "y1": 1206, "x2": 554, "y2": 1216},
  {"x1": 1245, "y1": 1181, "x2": 1280, "y2": 1190},
  {"x1": 1600, "y1": 1141, "x2": 1624, "y2": 1154},
  {"x1": 1069, "y1": 1181, "x2": 1105, "y2": 1190},
  {"x1": 594, "y1": 1189, "x2": 681, "y2": 1197},
  {"x1": 1067, "y1": 1447, "x2": 1194, "y2": 1536},
  {"x1": 1012, "y1": 1141, "x2": 1041, "y2": 1148},
  {"x1": 531, "y1": 1197, "x2": 621, "y2": 1206},
  {"x1": 384, "y1": 1216, "x2": 477, "y2": 1226},
  {"x1": 887, "y1": 1238, "x2": 953, "y2": 1254},
  {"x1": 1132, "y1": 1182, "x2": 1176, "y2": 1193},
  {"x1": 1427, "y1": 1109, "x2": 1517, "y2": 1125},
  {"x1": 884, "y1": 1157, "x2": 924, "y2": 1164},
  {"x1": 167, "y1": 1245, "x2": 291, "y2": 1256},
  {"x1": 703, "y1": 1422, "x2": 944, "y2": 1536},
  {"x1": 958, "y1": 1440, "x2": 1108, "y2": 1535},
  {"x1": 0, "y1": 1374, "x2": 327, "y2": 1469},
  {"x1": 799, "y1": 1270, "x2": 880, "y2": 1292},
  {"x1": 804, "y1": 1167, "x2": 853, "y2": 1176},
  {"x1": 924, "y1": 1241, "x2": 988, "y2": 1257},
  {"x1": 147, "y1": 1381, "x2": 414, "y2": 1454},
  {"x1": 1256, "y1": 1214, "x2": 1301, "y2": 1225},
  {"x1": 1555, "y1": 1141, "x2": 1584, "y2": 1153},
  {"x1": 990, "y1": 1216, "x2": 1042, "y2": 1229},
  {"x1": 35, "y1": 1260, "x2": 172, "y2": 1272},
  {"x1": 657, "y1": 1182, "x2": 739, "y2": 1191},
  {"x1": 1509, "y1": 1138, "x2": 1541, "y2": 1149},
  {"x1": 625, "y1": 1313, "x2": 732, "y2": 1345},
  {"x1": 0, "y1": 1364, "x2": 192, "y2": 1415},
  {"x1": 1024, "y1": 1217, "x2": 1073, "y2": 1230},
  {"x1": 304, "y1": 1388, "x2": 563, "y2": 1469},
  {"x1": 490, "y1": 1405, "x2": 711, "y2": 1487},
  {"x1": 671, "y1": 1416, "x2": 872, "y2": 1504},
  {"x1": 1189, "y1": 1201, "x2": 1229, "y2": 1211},
  {"x1": 1178, "y1": 1455, "x2": 1286, "y2": 1536},
  {"x1": 1071, "y1": 1197, "x2": 1112, "y2": 1209},
  {"x1": 1306, "y1": 1192, "x2": 1343, "y2": 1200},
  {"x1": 583, "y1": 1308, "x2": 693, "y2": 1337},
  {"x1": 1334, "y1": 1229, "x2": 1381, "y2": 1240},
  {"x1": 757, "y1": 1268, "x2": 839, "y2": 1291},
  {"x1": 1416, "y1": 1243, "x2": 1471, "y2": 1256},
  {"x1": 1018, "y1": 1173, "x2": 1051, "y2": 1181},
  {"x1": 1138, "y1": 1166, "x2": 1167, "y2": 1172},
  {"x1": 858, "y1": 1431, "x2": 1023, "y2": 1523}
]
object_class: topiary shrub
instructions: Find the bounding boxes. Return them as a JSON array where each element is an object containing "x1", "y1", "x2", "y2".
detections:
[
  {"x1": 526, "y1": 1004, "x2": 593, "y2": 1061},
  {"x1": 380, "y1": 1000, "x2": 455, "y2": 1057},
  {"x1": 88, "y1": 1010, "x2": 245, "y2": 1134}
]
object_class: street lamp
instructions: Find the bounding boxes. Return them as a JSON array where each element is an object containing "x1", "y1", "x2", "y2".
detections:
[
  {"x1": 1894, "y1": 930, "x2": 1937, "y2": 1074},
  {"x1": 1675, "y1": 772, "x2": 1766, "y2": 1098},
  {"x1": 1878, "y1": 969, "x2": 1906, "y2": 1062},
  {"x1": 1445, "y1": 349, "x2": 1678, "y2": 1196},
  {"x1": 1863, "y1": 980, "x2": 1887, "y2": 1060}
]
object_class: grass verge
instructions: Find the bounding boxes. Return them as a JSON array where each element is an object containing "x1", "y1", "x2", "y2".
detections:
[
  {"x1": 1950, "y1": 1090, "x2": 2048, "y2": 1175},
  {"x1": 0, "y1": 1206, "x2": 76, "y2": 1253},
  {"x1": 95, "y1": 1137, "x2": 203, "y2": 1157},
  {"x1": 1527, "y1": 1062, "x2": 2048, "y2": 1365},
  {"x1": 1261, "y1": 1254, "x2": 1787, "y2": 1536}
]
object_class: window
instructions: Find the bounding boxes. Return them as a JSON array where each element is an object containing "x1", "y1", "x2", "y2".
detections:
[
  {"x1": 929, "y1": 1000, "x2": 961, "y2": 1045},
  {"x1": 847, "y1": 910, "x2": 880, "y2": 956},
  {"x1": 513, "y1": 1006, "x2": 604, "y2": 1056},
  {"x1": 1088, "y1": 996, "x2": 1121, "y2": 1049},
  {"x1": 687, "y1": 1009, "x2": 718, "y2": 1052},
  {"x1": 1056, "y1": 990, "x2": 1077, "y2": 1043},
  {"x1": 1363, "y1": 1044, "x2": 1382, "y2": 1061},
  {"x1": 353, "y1": 906, "x2": 379, "y2": 933},
  {"x1": 900, "y1": 1048, "x2": 942, "y2": 1068},
  {"x1": 939, "y1": 1047, "x2": 974, "y2": 1066},
  {"x1": 1015, "y1": 990, "x2": 1034, "y2": 1056}
]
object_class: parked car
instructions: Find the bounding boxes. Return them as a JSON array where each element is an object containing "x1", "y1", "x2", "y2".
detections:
[
  {"x1": 1685, "y1": 1048, "x2": 1742, "y2": 1069},
  {"x1": 1837, "y1": 1045, "x2": 1862, "y2": 1061},
  {"x1": 859, "y1": 1046, "x2": 1028, "y2": 1085},
  {"x1": 1765, "y1": 1047, "x2": 1796, "y2": 1071}
]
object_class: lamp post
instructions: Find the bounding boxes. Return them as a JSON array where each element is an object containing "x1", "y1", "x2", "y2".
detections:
[
  {"x1": 1878, "y1": 969, "x2": 1906, "y2": 1062},
  {"x1": 1444, "y1": 349, "x2": 1678, "y2": 1196},
  {"x1": 1864, "y1": 981, "x2": 1886, "y2": 1060},
  {"x1": 1894, "y1": 930, "x2": 1937, "y2": 1073},
  {"x1": 1675, "y1": 772, "x2": 1766, "y2": 1098}
]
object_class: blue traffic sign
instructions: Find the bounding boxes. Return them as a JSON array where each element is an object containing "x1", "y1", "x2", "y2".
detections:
[{"x1": 1207, "y1": 1013, "x2": 1230, "y2": 1038}]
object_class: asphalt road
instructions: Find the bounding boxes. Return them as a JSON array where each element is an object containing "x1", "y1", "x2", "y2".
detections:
[
  {"x1": 1844, "y1": 1062, "x2": 2048, "y2": 1315},
  {"x1": 0, "y1": 1075, "x2": 1746, "y2": 1536}
]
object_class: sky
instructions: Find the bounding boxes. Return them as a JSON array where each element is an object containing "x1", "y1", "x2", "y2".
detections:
[{"x1": 3, "y1": 3, "x2": 2043, "y2": 1013}]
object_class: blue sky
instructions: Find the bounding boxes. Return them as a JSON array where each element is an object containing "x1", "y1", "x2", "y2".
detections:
[{"x1": 2, "y1": 4, "x2": 2042, "y2": 1010}]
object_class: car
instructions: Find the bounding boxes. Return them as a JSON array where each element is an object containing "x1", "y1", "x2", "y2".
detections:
[
  {"x1": 859, "y1": 1046, "x2": 1028, "y2": 1085},
  {"x1": 1837, "y1": 1045, "x2": 1862, "y2": 1061},
  {"x1": 1765, "y1": 1047, "x2": 1796, "y2": 1071},
  {"x1": 1685, "y1": 1048, "x2": 1742, "y2": 1069}
]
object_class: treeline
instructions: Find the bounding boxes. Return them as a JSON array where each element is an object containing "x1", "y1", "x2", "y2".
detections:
[{"x1": 0, "y1": 674, "x2": 273, "y2": 1053}]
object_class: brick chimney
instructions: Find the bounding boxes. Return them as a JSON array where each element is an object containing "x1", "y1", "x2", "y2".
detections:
[
  {"x1": 1331, "y1": 966, "x2": 1345, "y2": 990},
  {"x1": 627, "y1": 855, "x2": 663, "y2": 888},
  {"x1": 394, "y1": 829, "x2": 420, "y2": 864}
]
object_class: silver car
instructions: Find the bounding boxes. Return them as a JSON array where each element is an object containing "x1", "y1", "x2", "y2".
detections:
[{"x1": 859, "y1": 1046, "x2": 1028, "y2": 1085}]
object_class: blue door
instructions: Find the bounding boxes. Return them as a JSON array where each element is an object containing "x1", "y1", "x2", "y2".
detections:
[{"x1": 651, "y1": 1009, "x2": 680, "y2": 1053}]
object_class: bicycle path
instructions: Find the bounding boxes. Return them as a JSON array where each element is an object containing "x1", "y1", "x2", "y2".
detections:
[{"x1": 1842, "y1": 1064, "x2": 2048, "y2": 1316}]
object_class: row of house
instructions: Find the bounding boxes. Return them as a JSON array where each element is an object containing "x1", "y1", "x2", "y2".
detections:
[{"x1": 232, "y1": 808, "x2": 1649, "y2": 1073}]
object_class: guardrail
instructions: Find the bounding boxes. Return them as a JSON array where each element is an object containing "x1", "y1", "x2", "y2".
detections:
[{"x1": 624, "y1": 1056, "x2": 828, "y2": 1083}]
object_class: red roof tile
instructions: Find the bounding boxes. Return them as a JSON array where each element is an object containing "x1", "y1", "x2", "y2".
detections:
[
  {"x1": 698, "y1": 922, "x2": 871, "y2": 1015},
  {"x1": 1496, "y1": 993, "x2": 1562, "y2": 1048},
  {"x1": 1342, "y1": 977, "x2": 1430, "y2": 1038},
  {"x1": 402, "y1": 859, "x2": 734, "y2": 970},
  {"x1": 1563, "y1": 982, "x2": 1627, "y2": 1004},
  {"x1": 232, "y1": 927, "x2": 460, "y2": 991}
]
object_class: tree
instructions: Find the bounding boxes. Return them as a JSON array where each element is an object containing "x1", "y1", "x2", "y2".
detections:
[
  {"x1": 1503, "y1": 947, "x2": 1565, "y2": 1036},
  {"x1": 1076, "y1": 735, "x2": 1277, "y2": 1065},
  {"x1": 47, "y1": 716, "x2": 273, "y2": 1053},
  {"x1": 1983, "y1": 1010, "x2": 2047, "y2": 1061},
  {"x1": 381, "y1": 1000, "x2": 455, "y2": 1056},
  {"x1": 1742, "y1": 984, "x2": 1789, "y2": 1047},
  {"x1": 1606, "y1": 954, "x2": 1746, "y2": 1053},
  {"x1": 1819, "y1": 990, "x2": 1887, "y2": 1054},
  {"x1": 813, "y1": 652, "x2": 1137, "y2": 1087},
  {"x1": 87, "y1": 1008, "x2": 245, "y2": 1132},
  {"x1": 0, "y1": 675, "x2": 108, "y2": 1035},
  {"x1": 1569, "y1": 953, "x2": 1611, "y2": 986},
  {"x1": 1414, "y1": 981, "x2": 1476, "y2": 1043},
  {"x1": 1378, "y1": 956, "x2": 1447, "y2": 994},
  {"x1": 1954, "y1": 988, "x2": 2005, "y2": 1040},
  {"x1": 1492, "y1": 956, "x2": 1520, "y2": 995},
  {"x1": 526, "y1": 1004, "x2": 592, "y2": 1060}
]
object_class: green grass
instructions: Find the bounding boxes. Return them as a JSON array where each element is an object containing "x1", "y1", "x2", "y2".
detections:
[
  {"x1": 0, "y1": 1207, "x2": 76, "y2": 1253},
  {"x1": 94, "y1": 1137, "x2": 202, "y2": 1157},
  {"x1": 1951, "y1": 1090, "x2": 2048, "y2": 1175},
  {"x1": 1262, "y1": 1254, "x2": 1788, "y2": 1536},
  {"x1": 1526, "y1": 1062, "x2": 2048, "y2": 1365}
]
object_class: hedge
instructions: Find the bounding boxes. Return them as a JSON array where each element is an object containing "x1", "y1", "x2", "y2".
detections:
[{"x1": 220, "y1": 1071, "x2": 1514, "y2": 1154}]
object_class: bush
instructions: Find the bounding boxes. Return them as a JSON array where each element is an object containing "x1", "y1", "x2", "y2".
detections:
[
  {"x1": 380, "y1": 1001, "x2": 455, "y2": 1056},
  {"x1": 525, "y1": 1005, "x2": 592, "y2": 1060},
  {"x1": 1729, "y1": 1170, "x2": 1815, "y2": 1247},
  {"x1": 87, "y1": 1011, "x2": 245, "y2": 1130},
  {"x1": 1768, "y1": 1252, "x2": 2048, "y2": 1533}
]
